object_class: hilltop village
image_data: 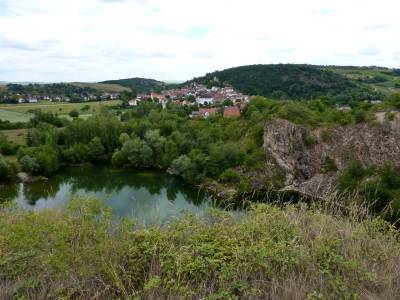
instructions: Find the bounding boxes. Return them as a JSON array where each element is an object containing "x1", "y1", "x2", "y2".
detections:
[{"x1": 131, "y1": 83, "x2": 250, "y2": 118}]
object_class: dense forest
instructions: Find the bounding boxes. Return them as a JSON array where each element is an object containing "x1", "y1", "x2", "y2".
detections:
[
  {"x1": 191, "y1": 64, "x2": 388, "y2": 102},
  {"x1": 5, "y1": 83, "x2": 99, "y2": 96}
]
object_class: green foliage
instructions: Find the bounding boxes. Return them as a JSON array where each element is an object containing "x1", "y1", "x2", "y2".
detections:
[
  {"x1": 0, "y1": 198, "x2": 399, "y2": 299},
  {"x1": 81, "y1": 104, "x2": 91, "y2": 112},
  {"x1": 29, "y1": 110, "x2": 67, "y2": 128},
  {"x1": 69, "y1": 109, "x2": 79, "y2": 118},
  {"x1": 170, "y1": 155, "x2": 197, "y2": 182},
  {"x1": 27, "y1": 123, "x2": 59, "y2": 147},
  {"x1": 219, "y1": 168, "x2": 240, "y2": 183},
  {"x1": 18, "y1": 145, "x2": 60, "y2": 176},
  {"x1": 19, "y1": 155, "x2": 39, "y2": 174},
  {"x1": 6, "y1": 83, "x2": 98, "y2": 97},
  {"x1": 386, "y1": 92, "x2": 400, "y2": 109},
  {"x1": 321, "y1": 157, "x2": 338, "y2": 174},
  {"x1": 338, "y1": 162, "x2": 400, "y2": 220},
  {"x1": 101, "y1": 77, "x2": 167, "y2": 94},
  {"x1": 87, "y1": 137, "x2": 105, "y2": 162},
  {"x1": 0, "y1": 133, "x2": 18, "y2": 155},
  {"x1": 338, "y1": 160, "x2": 367, "y2": 191},
  {"x1": 191, "y1": 64, "x2": 383, "y2": 102},
  {"x1": 0, "y1": 154, "x2": 18, "y2": 181},
  {"x1": 62, "y1": 143, "x2": 89, "y2": 164},
  {"x1": 112, "y1": 136, "x2": 153, "y2": 168}
]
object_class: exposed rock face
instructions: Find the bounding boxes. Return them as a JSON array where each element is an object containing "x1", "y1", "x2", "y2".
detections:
[{"x1": 263, "y1": 114, "x2": 400, "y2": 197}]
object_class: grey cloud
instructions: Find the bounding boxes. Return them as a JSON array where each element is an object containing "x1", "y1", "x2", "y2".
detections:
[{"x1": 0, "y1": 35, "x2": 59, "y2": 51}]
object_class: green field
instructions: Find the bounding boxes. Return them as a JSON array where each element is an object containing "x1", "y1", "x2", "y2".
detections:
[
  {"x1": 0, "y1": 128, "x2": 28, "y2": 145},
  {"x1": 71, "y1": 82, "x2": 131, "y2": 92},
  {"x1": 325, "y1": 67, "x2": 400, "y2": 95},
  {"x1": 0, "y1": 100, "x2": 121, "y2": 122},
  {"x1": 0, "y1": 109, "x2": 33, "y2": 122}
]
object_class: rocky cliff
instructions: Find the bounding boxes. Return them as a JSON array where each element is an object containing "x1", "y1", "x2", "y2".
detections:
[{"x1": 263, "y1": 112, "x2": 400, "y2": 197}]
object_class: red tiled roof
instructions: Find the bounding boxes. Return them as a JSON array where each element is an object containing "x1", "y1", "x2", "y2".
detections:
[
  {"x1": 199, "y1": 108, "x2": 219, "y2": 116},
  {"x1": 224, "y1": 106, "x2": 240, "y2": 117}
]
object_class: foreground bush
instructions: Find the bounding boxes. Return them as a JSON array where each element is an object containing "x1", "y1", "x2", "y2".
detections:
[{"x1": 0, "y1": 197, "x2": 399, "y2": 299}]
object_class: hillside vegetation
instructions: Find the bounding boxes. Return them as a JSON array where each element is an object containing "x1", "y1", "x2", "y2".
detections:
[
  {"x1": 0, "y1": 196, "x2": 399, "y2": 299},
  {"x1": 71, "y1": 82, "x2": 131, "y2": 93},
  {"x1": 191, "y1": 64, "x2": 387, "y2": 102},
  {"x1": 323, "y1": 66, "x2": 400, "y2": 94},
  {"x1": 100, "y1": 77, "x2": 169, "y2": 94}
]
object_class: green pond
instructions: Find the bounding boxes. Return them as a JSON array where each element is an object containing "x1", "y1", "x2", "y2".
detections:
[{"x1": 0, "y1": 166, "x2": 220, "y2": 224}]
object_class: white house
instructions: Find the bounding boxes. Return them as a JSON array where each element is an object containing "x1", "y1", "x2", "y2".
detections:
[
  {"x1": 128, "y1": 99, "x2": 140, "y2": 106},
  {"x1": 196, "y1": 97, "x2": 214, "y2": 105}
]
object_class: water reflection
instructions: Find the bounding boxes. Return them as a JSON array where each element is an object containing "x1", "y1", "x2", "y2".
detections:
[{"x1": 1, "y1": 166, "x2": 213, "y2": 224}]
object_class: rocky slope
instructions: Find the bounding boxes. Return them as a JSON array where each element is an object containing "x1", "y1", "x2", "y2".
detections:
[{"x1": 263, "y1": 112, "x2": 400, "y2": 197}]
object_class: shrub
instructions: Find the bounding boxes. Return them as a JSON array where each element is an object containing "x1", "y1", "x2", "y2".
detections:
[
  {"x1": 0, "y1": 154, "x2": 17, "y2": 182},
  {"x1": 19, "y1": 155, "x2": 39, "y2": 174},
  {"x1": 321, "y1": 156, "x2": 338, "y2": 173},
  {"x1": 219, "y1": 168, "x2": 240, "y2": 183},
  {"x1": 69, "y1": 109, "x2": 80, "y2": 118},
  {"x1": 0, "y1": 197, "x2": 399, "y2": 299}
]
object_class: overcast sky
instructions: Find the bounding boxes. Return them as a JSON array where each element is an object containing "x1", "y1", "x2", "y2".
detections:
[{"x1": 0, "y1": 0, "x2": 399, "y2": 82}]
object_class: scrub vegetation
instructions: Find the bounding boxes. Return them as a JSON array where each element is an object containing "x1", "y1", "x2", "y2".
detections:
[{"x1": 0, "y1": 196, "x2": 399, "y2": 299}]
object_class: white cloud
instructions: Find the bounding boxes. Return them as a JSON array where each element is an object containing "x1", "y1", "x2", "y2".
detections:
[{"x1": 0, "y1": 0, "x2": 399, "y2": 82}]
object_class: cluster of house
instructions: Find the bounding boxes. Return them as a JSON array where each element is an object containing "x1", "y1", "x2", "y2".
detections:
[
  {"x1": 130, "y1": 83, "x2": 249, "y2": 107},
  {"x1": 3, "y1": 92, "x2": 121, "y2": 104},
  {"x1": 189, "y1": 105, "x2": 243, "y2": 118},
  {"x1": 129, "y1": 83, "x2": 249, "y2": 118}
]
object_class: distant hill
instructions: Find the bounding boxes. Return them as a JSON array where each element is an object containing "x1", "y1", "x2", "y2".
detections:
[
  {"x1": 100, "y1": 78, "x2": 168, "y2": 94},
  {"x1": 71, "y1": 82, "x2": 131, "y2": 93},
  {"x1": 189, "y1": 64, "x2": 396, "y2": 102},
  {"x1": 1, "y1": 82, "x2": 130, "y2": 94},
  {"x1": 321, "y1": 66, "x2": 400, "y2": 95}
]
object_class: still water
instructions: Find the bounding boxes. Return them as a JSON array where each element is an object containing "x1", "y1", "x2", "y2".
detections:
[{"x1": 0, "y1": 166, "x2": 216, "y2": 224}]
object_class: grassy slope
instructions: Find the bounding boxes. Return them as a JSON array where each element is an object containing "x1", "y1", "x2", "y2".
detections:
[
  {"x1": 0, "y1": 109, "x2": 32, "y2": 122},
  {"x1": 0, "y1": 128, "x2": 28, "y2": 145},
  {"x1": 71, "y1": 82, "x2": 131, "y2": 93},
  {"x1": 0, "y1": 196, "x2": 399, "y2": 299},
  {"x1": 0, "y1": 100, "x2": 121, "y2": 120},
  {"x1": 324, "y1": 66, "x2": 400, "y2": 95},
  {"x1": 100, "y1": 77, "x2": 167, "y2": 93}
]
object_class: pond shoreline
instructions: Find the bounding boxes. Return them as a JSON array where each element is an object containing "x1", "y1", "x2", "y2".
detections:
[{"x1": 1, "y1": 165, "x2": 223, "y2": 223}]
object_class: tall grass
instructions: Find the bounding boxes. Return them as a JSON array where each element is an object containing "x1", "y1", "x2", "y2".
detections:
[{"x1": 0, "y1": 196, "x2": 399, "y2": 299}]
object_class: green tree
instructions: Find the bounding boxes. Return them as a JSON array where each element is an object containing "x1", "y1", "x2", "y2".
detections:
[
  {"x1": 87, "y1": 137, "x2": 105, "y2": 162},
  {"x1": 69, "y1": 109, "x2": 80, "y2": 118},
  {"x1": 170, "y1": 155, "x2": 197, "y2": 182},
  {"x1": 19, "y1": 155, "x2": 39, "y2": 174},
  {"x1": 0, "y1": 154, "x2": 17, "y2": 182},
  {"x1": 112, "y1": 137, "x2": 153, "y2": 167}
]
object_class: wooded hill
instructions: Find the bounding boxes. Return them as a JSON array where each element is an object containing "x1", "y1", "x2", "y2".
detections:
[
  {"x1": 190, "y1": 64, "x2": 400, "y2": 102},
  {"x1": 100, "y1": 77, "x2": 169, "y2": 94}
]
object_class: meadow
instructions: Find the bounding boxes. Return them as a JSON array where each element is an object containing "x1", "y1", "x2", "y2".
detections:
[
  {"x1": 0, "y1": 128, "x2": 28, "y2": 145},
  {"x1": 0, "y1": 100, "x2": 121, "y2": 121}
]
